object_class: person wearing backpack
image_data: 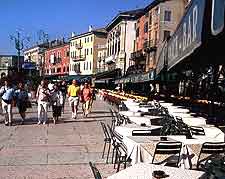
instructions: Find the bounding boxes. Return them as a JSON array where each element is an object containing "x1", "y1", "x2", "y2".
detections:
[{"x1": 0, "y1": 79, "x2": 15, "y2": 126}]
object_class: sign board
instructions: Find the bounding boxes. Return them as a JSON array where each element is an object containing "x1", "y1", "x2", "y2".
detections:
[
  {"x1": 167, "y1": 0, "x2": 206, "y2": 70},
  {"x1": 211, "y1": 0, "x2": 225, "y2": 35},
  {"x1": 22, "y1": 62, "x2": 36, "y2": 70}
]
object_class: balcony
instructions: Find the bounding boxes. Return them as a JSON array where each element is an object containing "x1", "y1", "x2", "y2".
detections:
[
  {"x1": 75, "y1": 43, "x2": 83, "y2": 49},
  {"x1": 130, "y1": 50, "x2": 145, "y2": 61},
  {"x1": 143, "y1": 40, "x2": 157, "y2": 53},
  {"x1": 72, "y1": 55, "x2": 86, "y2": 61}
]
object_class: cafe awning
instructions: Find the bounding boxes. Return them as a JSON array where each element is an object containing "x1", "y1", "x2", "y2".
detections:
[
  {"x1": 115, "y1": 70, "x2": 155, "y2": 84},
  {"x1": 156, "y1": 0, "x2": 225, "y2": 75}
]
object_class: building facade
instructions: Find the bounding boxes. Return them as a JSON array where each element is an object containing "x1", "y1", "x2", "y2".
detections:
[
  {"x1": 96, "y1": 44, "x2": 107, "y2": 73},
  {"x1": 131, "y1": 0, "x2": 187, "y2": 73},
  {"x1": 44, "y1": 40, "x2": 70, "y2": 76},
  {"x1": 0, "y1": 55, "x2": 24, "y2": 77},
  {"x1": 24, "y1": 43, "x2": 49, "y2": 75},
  {"x1": 104, "y1": 9, "x2": 144, "y2": 76},
  {"x1": 69, "y1": 28, "x2": 107, "y2": 76}
]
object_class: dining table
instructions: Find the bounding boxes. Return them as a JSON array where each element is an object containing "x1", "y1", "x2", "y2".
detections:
[{"x1": 107, "y1": 163, "x2": 205, "y2": 179}]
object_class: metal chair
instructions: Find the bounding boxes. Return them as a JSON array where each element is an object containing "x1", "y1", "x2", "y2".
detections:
[
  {"x1": 197, "y1": 142, "x2": 225, "y2": 169},
  {"x1": 190, "y1": 126, "x2": 205, "y2": 135},
  {"x1": 107, "y1": 124, "x2": 122, "y2": 168},
  {"x1": 116, "y1": 142, "x2": 131, "y2": 172},
  {"x1": 100, "y1": 122, "x2": 111, "y2": 163},
  {"x1": 132, "y1": 129, "x2": 160, "y2": 136},
  {"x1": 89, "y1": 161, "x2": 102, "y2": 179},
  {"x1": 152, "y1": 141, "x2": 182, "y2": 167}
]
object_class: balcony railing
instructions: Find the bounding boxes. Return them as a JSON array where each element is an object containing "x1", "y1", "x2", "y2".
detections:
[
  {"x1": 75, "y1": 43, "x2": 83, "y2": 49},
  {"x1": 72, "y1": 55, "x2": 86, "y2": 61},
  {"x1": 130, "y1": 50, "x2": 145, "y2": 60},
  {"x1": 143, "y1": 40, "x2": 157, "y2": 52}
]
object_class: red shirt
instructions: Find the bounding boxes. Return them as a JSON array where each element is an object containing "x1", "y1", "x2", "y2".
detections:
[{"x1": 82, "y1": 88, "x2": 92, "y2": 101}]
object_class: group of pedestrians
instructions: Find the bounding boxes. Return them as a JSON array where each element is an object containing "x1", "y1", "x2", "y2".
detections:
[{"x1": 0, "y1": 78, "x2": 95, "y2": 126}]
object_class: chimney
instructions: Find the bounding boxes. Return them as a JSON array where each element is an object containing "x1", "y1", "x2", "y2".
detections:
[
  {"x1": 89, "y1": 25, "x2": 93, "y2": 32},
  {"x1": 71, "y1": 32, "x2": 75, "y2": 37}
]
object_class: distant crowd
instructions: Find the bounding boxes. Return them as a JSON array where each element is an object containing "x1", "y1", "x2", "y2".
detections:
[{"x1": 0, "y1": 78, "x2": 96, "y2": 126}]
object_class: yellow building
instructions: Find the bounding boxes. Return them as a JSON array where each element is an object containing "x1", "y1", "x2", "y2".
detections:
[{"x1": 69, "y1": 28, "x2": 107, "y2": 76}]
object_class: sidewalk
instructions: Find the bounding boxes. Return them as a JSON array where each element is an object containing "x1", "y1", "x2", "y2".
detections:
[{"x1": 0, "y1": 98, "x2": 114, "y2": 179}]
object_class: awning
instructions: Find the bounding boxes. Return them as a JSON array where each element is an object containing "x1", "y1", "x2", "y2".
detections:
[
  {"x1": 94, "y1": 78, "x2": 113, "y2": 83},
  {"x1": 115, "y1": 70, "x2": 155, "y2": 84},
  {"x1": 62, "y1": 75, "x2": 91, "y2": 83},
  {"x1": 211, "y1": 0, "x2": 225, "y2": 36},
  {"x1": 167, "y1": 0, "x2": 206, "y2": 71}
]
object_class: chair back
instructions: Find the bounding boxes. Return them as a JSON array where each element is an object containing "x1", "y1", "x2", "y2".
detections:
[
  {"x1": 132, "y1": 129, "x2": 160, "y2": 136},
  {"x1": 190, "y1": 126, "x2": 205, "y2": 135},
  {"x1": 197, "y1": 142, "x2": 225, "y2": 168},
  {"x1": 152, "y1": 141, "x2": 182, "y2": 167},
  {"x1": 89, "y1": 162, "x2": 102, "y2": 179},
  {"x1": 100, "y1": 122, "x2": 110, "y2": 140}
]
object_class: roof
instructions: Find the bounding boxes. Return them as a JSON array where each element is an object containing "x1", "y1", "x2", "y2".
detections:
[
  {"x1": 69, "y1": 28, "x2": 107, "y2": 41},
  {"x1": 145, "y1": 0, "x2": 169, "y2": 11},
  {"x1": 106, "y1": 8, "x2": 145, "y2": 31}
]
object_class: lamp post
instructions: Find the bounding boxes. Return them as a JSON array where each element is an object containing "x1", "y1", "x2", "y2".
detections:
[{"x1": 10, "y1": 30, "x2": 30, "y2": 73}]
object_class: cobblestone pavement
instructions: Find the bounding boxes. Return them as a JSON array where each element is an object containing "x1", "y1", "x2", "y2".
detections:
[{"x1": 0, "y1": 98, "x2": 116, "y2": 179}]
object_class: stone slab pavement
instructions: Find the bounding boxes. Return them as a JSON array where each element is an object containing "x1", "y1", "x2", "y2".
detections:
[{"x1": 0, "y1": 98, "x2": 116, "y2": 179}]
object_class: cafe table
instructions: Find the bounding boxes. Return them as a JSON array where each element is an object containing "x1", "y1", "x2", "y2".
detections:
[
  {"x1": 107, "y1": 163, "x2": 205, "y2": 179},
  {"x1": 128, "y1": 116, "x2": 163, "y2": 126}
]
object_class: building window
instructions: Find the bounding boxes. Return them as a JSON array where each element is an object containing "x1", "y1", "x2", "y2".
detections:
[
  {"x1": 90, "y1": 61, "x2": 92, "y2": 70},
  {"x1": 87, "y1": 37, "x2": 89, "y2": 42},
  {"x1": 144, "y1": 22, "x2": 148, "y2": 33},
  {"x1": 164, "y1": 10, "x2": 171, "y2": 22},
  {"x1": 67, "y1": 51, "x2": 69, "y2": 57},
  {"x1": 155, "y1": 7, "x2": 159, "y2": 16},
  {"x1": 145, "y1": 12, "x2": 149, "y2": 17},
  {"x1": 136, "y1": 28, "x2": 140, "y2": 37},
  {"x1": 84, "y1": 62, "x2": 86, "y2": 70},
  {"x1": 118, "y1": 39, "x2": 120, "y2": 53},
  {"x1": 87, "y1": 49, "x2": 89, "y2": 55},
  {"x1": 67, "y1": 66, "x2": 69, "y2": 72},
  {"x1": 91, "y1": 36, "x2": 93, "y2": 42},
  {"x1": 85, "y1": 38, "x2": 86, "y2": 43},
  {"x1": 57, "y1": 68, "x2": 61, "y2": 73},
  {"x1": 163, "y1": 30, "x2": 171, "y2": 41},
  {"x1": 90, "y1": 48, "x2": 93, "y2": 55}
]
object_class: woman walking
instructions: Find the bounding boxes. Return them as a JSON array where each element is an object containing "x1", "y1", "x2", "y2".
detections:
[
  {"x1": 60, "y1": 80, "x2": 67, "y2": 113},
  {"x1": 15, "y1": 82, "x2": 29, "y2": 125},
  {"x1": 36, "y1": 80, "x2": 50, "y2": 125},
  {"x1": 81, "y1": 82, "x2": 92, "y2": 117},
  {"x1": 0, "y1": 80, "x2": 15, "y2": 126},
  {"x1": 51, "y1": 84, "x2": 63, "y2": 124}
]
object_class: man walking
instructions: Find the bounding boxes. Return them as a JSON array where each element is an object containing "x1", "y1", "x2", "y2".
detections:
[
  {"x1": 67, "y1": 79, "x2": 80, "y2": 119},
  {"x1": 0, "y1": 80, "x2": 15, "y2": 126}
]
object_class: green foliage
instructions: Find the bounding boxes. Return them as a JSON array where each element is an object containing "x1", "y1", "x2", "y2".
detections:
[{"x1": 204, "y1": 156, "x2": 225, "y2": 178}]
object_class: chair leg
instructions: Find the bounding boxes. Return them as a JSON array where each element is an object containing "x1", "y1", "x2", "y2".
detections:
[
  {"x1": 114, "y1": 147, "x2": 119, "y2": 169},
  {"x1": 124, "y1": 156, "x2": 127, "y2": 169},
  {"x1": 106, "y1": 143, "x2": 111, "y2": 164},
  {"x1": 102, "y1": 141, "x2": 106, "y2": 158},
  {"x1": 111, "y1": 147, "x2": 115, "y2": 164},
  {"x1": 116, "y1": 156, "x2": 121, "y2": 172}
]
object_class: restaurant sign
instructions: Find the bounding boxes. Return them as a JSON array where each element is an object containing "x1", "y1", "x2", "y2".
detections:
[
  {"x1": 167, "y1": 0, "x2": 206, "y2": 70},
  {"x1": 211, "y1": 0, "x2": 225, "y2": 35}
]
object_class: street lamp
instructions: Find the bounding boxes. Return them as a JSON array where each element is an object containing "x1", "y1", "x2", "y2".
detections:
[{"x1": 10, "y1": 30, "x2": 30, "y2": 72}]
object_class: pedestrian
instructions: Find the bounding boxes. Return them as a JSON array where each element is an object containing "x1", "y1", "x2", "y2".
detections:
[
  {"x1": 36, "y1": 80, "x2": 50, "y2": 125},
  {"x1": 0, "y1": 79, "x2": 15, "y2": 126},
  {"x1": 89, "y1": 85, "x2": 96, "y2": 112},
  {"x1": 81, "y1": 82, "x2": 92, "y2": 117},
  {"x1": 60, "y1": 80, "x2": 67, "y2": 113},
  {"x1": 14, "y1": 82, "x2": 29, "y2": 125},
  {"x1": 67, "y1": 79, "x2": 80, "y2": 119},
  {"x1": 50, "y1": 84, "x2": 63, "y2": 124},
  {"x1": 48, "y1": 81, "x2": 54, "y2": 92}
]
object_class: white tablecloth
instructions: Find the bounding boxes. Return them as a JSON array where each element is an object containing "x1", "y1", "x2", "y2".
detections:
[
  {"x1": 107, "y1": 163, "x2": 205, "y2": 179},
  {"x1": 128, "y1": 116, "x2": 162, "y2": 126},
  {"x1": 123, "y1": 133, "x2": 224, "y2": 168}
]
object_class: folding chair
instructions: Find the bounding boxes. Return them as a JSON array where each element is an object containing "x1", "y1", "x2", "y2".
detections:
[
  {"x1": 100, "y1": 122, "x2": 111, "y2": 163},
  {"x1": 197, "y1": 142, "x2": 225, "y2": 169},
  {"x1": 116, "y1": 142, "x2": 131, "y2": 172},
  {"x1": 89, "y1": 162, "x2": 102, "y2": 179},
  {"x1": 190, "y1": 126, "x2": 205, "y2": 136},
  {"x1": 152, "y1": 141, "x2": 182, "y2": 167}
]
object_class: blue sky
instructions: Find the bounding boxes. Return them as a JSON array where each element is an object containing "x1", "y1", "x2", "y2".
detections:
[{"x1": 0, "y1": 0, "x2": 151, "y2": 54}]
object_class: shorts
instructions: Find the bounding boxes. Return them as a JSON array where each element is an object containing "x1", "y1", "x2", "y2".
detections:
[{"x1": 68, "y1": 96, "x2": 79, "y2": 106}]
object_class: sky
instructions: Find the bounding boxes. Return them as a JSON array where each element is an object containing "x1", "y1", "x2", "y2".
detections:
[{"x1": 0, "y1": 0, "x2": 151, "y2": 55}]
